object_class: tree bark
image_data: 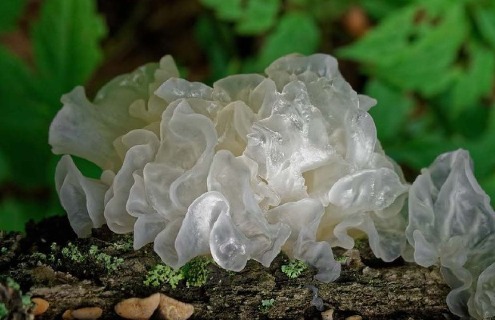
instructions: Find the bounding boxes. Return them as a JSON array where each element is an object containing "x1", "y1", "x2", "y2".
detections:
[{"x1": 0, "y1": 216, "x2": 458, "y2": 320}]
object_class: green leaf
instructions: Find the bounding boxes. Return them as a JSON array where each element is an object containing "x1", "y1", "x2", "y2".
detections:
[
  {"x1": 487, "y1": 100, "x2": 495, "y2": 133},
  {"x1": 450, "y1": 42, "x2": 495, "y2": 117},
  {"x1": 0, "y1": 151, "x2": 8, "y2": 184},
  {"x1": 0, "y1": 0, "x2": 28, "y2": 33},
  {"x1": 287, "y1": 0, "x2": 307, "y2": 5},
  {"x1": 0, "y1": 198, "x2": 52, "y2": 232},
  {"x1": 379, "y1": 3, "x2": 467, "y2": 96},
  {"x1": 0, "y1": 47, "x2": 50, "y2": 186},
  {"x1": 0, "y1": 0, "x2": 106, "y2": 188},
  {"x1": 200, "y1": 0, "x2": 242, "y2": 21},
  {"x1": 481, "y1": 174, "x2": 495, "y2": 205},
  {"x1": 366, "y1": 79, "x2": 413, "y2": 142},
  {"x1": 257, "y1": 12, "x2": 320, "y2": 70},
  {"x1": 0, "y1": 46, "x2": 33, "y2": 100},
  {"x1": 236, "y1": 0, "x2": 279, "y2": 35},
  {"x1": 340, "y1": 1, "x2": 468, "y2": 96},
  {"x1": 195, "y1": 15, "x2": 235, "y2": 82},
  {"x1": 473, "y1": 4, "x2": 495, "y2": 49},
  {"x1": 31, "y1": 0, "x2": 106, "y2": 106},
  {"x1": 387, "y1": 134, "x2": 456, "y2": 171},
  {"x1": 470, "y1": 135, "x2": 495, "y2": 178},
  {"x1": 338, "y1": 6, "x2": 417, "y2": 64},
  {"x1": 359, "y1": 0, "x2": 410, "y2": 20}
]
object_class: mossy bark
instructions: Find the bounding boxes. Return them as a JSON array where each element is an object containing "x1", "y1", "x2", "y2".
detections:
[{"x1": 0, "y1": 216, "x2": 457, "y2": 320}]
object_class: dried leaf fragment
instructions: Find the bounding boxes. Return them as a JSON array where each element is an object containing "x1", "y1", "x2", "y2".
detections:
[
  {"x1": 157, "y1": 293, "x2": 194, "y2": 320},
  {"x1": 71, "y1": 306, "x2": 103, "y2": 319},
  {"x1": 31, "y1": 297, "x2": 49, "y2": 316},
  {"x1": 114, "y1": 292, "x2": 160, "y2": 320}
]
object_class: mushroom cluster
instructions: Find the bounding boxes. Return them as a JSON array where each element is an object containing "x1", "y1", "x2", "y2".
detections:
[
  {"x1": 49, "y1": 54, "x2": 408, "y2": 283},
  {"x1": 406, "y1": 150, "x2": 495, "y2": 319},
  {"x1": 49, "y1": 53, "x2": 495, "y2": 319}
]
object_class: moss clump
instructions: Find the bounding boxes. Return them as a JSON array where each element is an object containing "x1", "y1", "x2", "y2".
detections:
[
  {"x1": 144, "y1": 257, "x2": 212, "y2": 289},
  {"x1": 281, "y1": 259, "x2": 307, "y2": 279},
  {"x1": 88, "y1": 245, "x2": 124, "y2": 273},
  {"x1": 144, "y1": 264, "x2": 184, "y2": 289},
  {"x1": 111, "y1": 237, "x2": 133, "y2": 251},
  {"x1": 182, "y1": 257, "x2": 211, "y2": 288},
  {"x1": 259, "y1": 298, "x2": 275, "y2": 313},
  {"x1": 61, "y1": 242, "x2": 85, "y2": 263},
  {"x1": 335, "y1": 255, "x2": 348, "y2": 264},
  {"x1": 47, "y1": 242, "x2": 124, "y2": 274}
]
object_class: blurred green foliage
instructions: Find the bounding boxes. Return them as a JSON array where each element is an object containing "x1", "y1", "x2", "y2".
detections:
[
  {"x1": 339, "y1": 0, "x2": 495, "y2": 197},
  {"x1": 197, "y1": 0, "x2": 495, "y2": 198},
  {"x1": 0, "y1": 0, "x2": 106, "y2": 231},
  {"x1": 0, "y1": 0, "x2": 494, "y2": 231}
]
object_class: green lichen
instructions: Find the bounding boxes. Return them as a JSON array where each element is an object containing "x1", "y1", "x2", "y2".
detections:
[
  {"x1": 354, "y1": 238, "x2": 368, "y2": 250},
  {"x1": 30, "y1": 252, "x2": 47, "y2": 262},
  {"x1": 112, "y1": 237, "x2": 133, "y2": 251},
  {"x1": 48, "y1": 243, "x2": 59, "y2": 264},
  {"x1": 88, "y1": 245, "x2": 99, "y2": 256},
  {"x1": 281, "y1": 259, "x2": 307, "y2": 279},
  {"x1": 58, "y1": 242, "x2": 123, "y2": 274},
  {"x1": 0, "y1": 247, "x2": 7, "y2": 254},
  {"x1": 259, "y1": 298, "x2": 275, "y2": 313},
  {"x1": 144, "y1": 264, "x2": 184, "y2": 289},
  {"x1": 88, "y1": 245, "x2": 124, "y2": 273},
  {"x1": 61, "y1": 242, "x2": 85, "y2": 263},
  {"x1": 144, "y1": 257, "x2": 212, "y2": 289},
  {"x1": 182, "y1": 257, "x2": 211, "y2": 288}
]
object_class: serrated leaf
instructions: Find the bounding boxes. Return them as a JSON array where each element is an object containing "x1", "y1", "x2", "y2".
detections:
[
  {"x1": 0, "y1": 47, "x2": 50, "y2": 186},
  {"x1": 473, "y1": 4, "x2": 495, "y2": 49},
  {"x1": 359, "y1": 0, "x2": 410, "y2": 20},
  {"x1": 0, "y1": 46, "x2": 33, "y2": 101},
  {"x1": 340, "y1": 1, "x2": 468, "y2": 96},
  {"x1": 366, "y1": 79, "x2": 413, "y2": 142},
  {"x1": 236, "y1": 0, "x2": 279, "y2": 35},
  {"x1": 257, "y1": 12, "x2": 320, "y2": 70},
  {"x1": 450, "y1": 42, "x2": 495, "y2": 117},
  {"x1": 379, "y1": 3, "x2": 467, "y2": 96},
  {"x1": 32, "y1": 0, "x2": 106, "y2": 106},
  {"x1": 0, "y1": 0, "x2": 28, "y2": 33},
  {"x1": 0, "y1": 150, "x2": 8, "y2": 184},
  {"x1": 338, "y1": 6, "x2": 417, "y2": 64},
  {"x1": 200, "y1": 0, "x2": 242, "y2": 21},
  {"x1": 195, "y1": 15, "x2": 234, "y2": 82}
]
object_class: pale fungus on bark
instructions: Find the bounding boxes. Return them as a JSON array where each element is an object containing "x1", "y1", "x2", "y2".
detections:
[
  {"x1": 49, "y1": 53, "x2": 495, "y2": 319},
  {"x1": 50, "y1": 53, "x2": 408, "y2": 283}
]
